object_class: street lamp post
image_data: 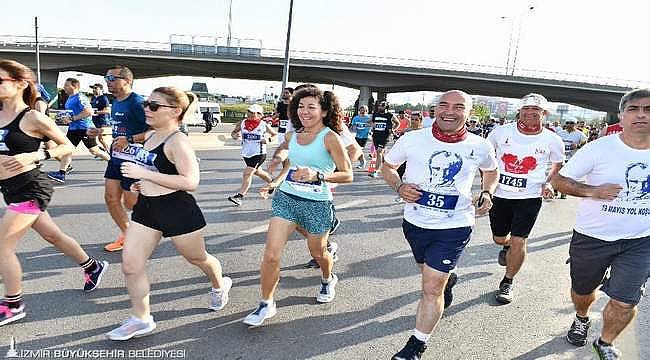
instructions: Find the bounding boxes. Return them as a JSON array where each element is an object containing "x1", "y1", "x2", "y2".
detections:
[
  {"x1": 510, "y1": 6, "x2": 535, "y2": 76},
  {"x1": 500, "y1": 4, "x2": 535, "y2": 76},
  {"x1": 281, "y1": 0, "x2": 294, "y2": 91}
]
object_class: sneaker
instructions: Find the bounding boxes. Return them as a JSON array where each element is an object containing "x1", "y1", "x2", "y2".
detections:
[
  {"x1": 47, "y1": 171, "x2": 65, "y2": 183},
  {"x1": 83, "y1": 260, "x2": 109, "y2": 292},
  {"x1": 392, "y1": 335, "x2": 427, "y2": 360},
  {"x1": 227, "y1": 194, "x2": 243, "y2": 206},
  {"x1": 495, "y1": 282, "x2": 513, "y2": 304},
  {"x1": 444, "y1": 272, "x2": 458, "y2": 309},
  {"x1": 243, "y1": 301, "x2": 277, "y2": 326},
  {"x1": 560, "y1": 193, "x2": 567, "y2": 199},
  {"x1": 0, "y1": 303, "x2": 26, "y2": 327},
  {"x1": 316, "y1": 273, "x2": 338, "y2": 303},
  {"x1": 355, "y1": 164, "x2": 364, "y2": 169},
  {"x1": 104, "y1": 234, "x2": 125, "y2": 252},
  {"x1": 328, "y1": 241, "x2": 339, "y2": 262},
  {"x1": 305, "y1": 258, "x2": 320, "y2": 269},
  {"x1": 592, "y1": 339, "x2": 621, "y2": 360},
  {"x1": 566, "y1": 317, "x2": 591, "y2": 346},
  {"x1": 65, "y1": 165, "x2": 75, "y2": 174},
  {"x1": 498, "y1": 247, "x2": 509, "y2": 266},
  {"x1": 106, "y1": 315, "x2": 156, "y2": 341},
  {"x1": 208, "y1": 277, "x2": 232, "y2": 311},
  {"x1": 329, "y1": 216, "x2": 341, "y2": 235}
]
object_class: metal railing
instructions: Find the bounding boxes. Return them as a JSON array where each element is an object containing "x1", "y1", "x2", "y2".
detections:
[{"x1": 1, "y1": 35, "x2": 647, "y2": 89}]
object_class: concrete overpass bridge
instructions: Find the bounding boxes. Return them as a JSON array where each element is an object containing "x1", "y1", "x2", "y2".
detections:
[{"x1": 1, "y1": 35, "x2": 647, "y2": 112}]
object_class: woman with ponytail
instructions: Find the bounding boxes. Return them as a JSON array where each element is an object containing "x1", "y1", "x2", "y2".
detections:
[
  {"x1": 243, "y1": 86, "x2": 353, "y2": 327},
  {"x1": 0, "y1": 59, "x2": 108, "y2": 328},
  {"x1": 107, "y1": 87, "x2": 231, "y2": 341}
]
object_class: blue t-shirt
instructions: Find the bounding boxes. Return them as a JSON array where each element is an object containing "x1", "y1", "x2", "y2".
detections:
[
  {"x1": 351, "y1": 114, "x2": 371, "y2": 139},
  {"x1": 111, "y1": 92, "x2": 147, "y2": 138},
  {"x1": 91, "y1": 95, "x2": 110, "y2": 123},
  {"x1": 65, "y1": 93, "x2": 94, "y2": 131}
]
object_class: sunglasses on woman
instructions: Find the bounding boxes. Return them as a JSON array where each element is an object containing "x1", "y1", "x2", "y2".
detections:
[
  {"x1": 142, "y1": 100, "x2": 177, "y2": 111},
  {"x1": 0, "y1": 77, "x2": 17, "y2": 84}
]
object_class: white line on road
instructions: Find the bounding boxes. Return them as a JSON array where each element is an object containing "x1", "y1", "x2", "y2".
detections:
[
  {"x1": 335, "y1": 199, "x2": 368, "y2": 209},
  {"x1": 240, "y1": 223, "x2": 270, "y2": 234}
]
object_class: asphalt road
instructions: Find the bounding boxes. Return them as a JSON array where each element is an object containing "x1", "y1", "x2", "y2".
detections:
[{"x1": 1, "y1": 141, "x2": 647, "y2": 360}]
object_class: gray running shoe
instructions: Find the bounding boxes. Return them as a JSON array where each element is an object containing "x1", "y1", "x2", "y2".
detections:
[
  {"x1": 495, "y1": 282, "x2": 513, "y2": 304},
  {"x1": 208, "y1": 277, "x2": 232, "y2": 311},
  {"x1": 106, "y1": 316, "x2": 156, "y2": 341},
  {"x1": 592, "y1": 339, "x2": 621, "y2": 360},
  {"x1": 243, "y1": 301, "x2": 277, "y2": 327},
  {"x1": 316, "y1": 274, "x2": 338, "y2": 303}
]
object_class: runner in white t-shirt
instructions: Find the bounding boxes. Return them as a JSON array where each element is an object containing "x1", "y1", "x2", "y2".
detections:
[
  {"x1": 486, "y1": 93, "x2": 565, "y2": 304},
  {"x1": 555, "y1": 119, "x2": 587, "y2": 199},
  {"x1": 551, "y1": 88, "x2": 650, "y2": 358},
  {"x1": 382, "y1": 90, "x2": 498, "y2": 359},
  {"x1": 227, "y1": 104, "x2": 277, "y2": 206}
]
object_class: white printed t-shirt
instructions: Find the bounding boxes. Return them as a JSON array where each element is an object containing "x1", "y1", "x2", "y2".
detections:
[
  {"x1": 557, "y1": 129, "x2": 586, "y2": 159},
  {"x1": 385, "y1": 129, "x2": 498, "y2": 229},
  {"x1": 487, "y1": 123, "x2": 565, "y2": 199},
  {"x1": 559, "y1": 134, "x2": 650, "y2": 241}
]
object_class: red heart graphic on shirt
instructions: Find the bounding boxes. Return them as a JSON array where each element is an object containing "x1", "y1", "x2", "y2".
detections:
[{"x1": 501, "y1": 153, "x2": 537, "y2": 174}]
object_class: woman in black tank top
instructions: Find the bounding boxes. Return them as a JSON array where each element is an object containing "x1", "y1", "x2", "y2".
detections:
[
  {"x1": 0, "y1": 60, "x2": 109, "y2": 328},
  {"x1": 107, "y1": 87, "x2": 231, "y2": 341}
]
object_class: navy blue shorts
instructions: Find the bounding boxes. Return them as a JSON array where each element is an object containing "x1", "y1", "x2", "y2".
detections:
[
  {"x1": 402, "y1": 220, "x2": 472, "y2": 273},
  {"x1": 104, "y1": 159, "x2": 138, "y2": 191}
]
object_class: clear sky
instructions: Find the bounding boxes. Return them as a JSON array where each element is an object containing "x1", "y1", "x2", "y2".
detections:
[{"x1": 4, "y1": 0, "x2": 650, "y2": 106}]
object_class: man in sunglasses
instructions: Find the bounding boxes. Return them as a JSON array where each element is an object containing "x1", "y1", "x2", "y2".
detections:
[
  {"x1": 466, "y1": 116, "x2": 483, "y2": 136},
  {"x1": 90, "y1": 65, "x2": 149, "y2": 252},
  {"x1": 47, "y1": 78, "x2": 111, "y2": 183}
]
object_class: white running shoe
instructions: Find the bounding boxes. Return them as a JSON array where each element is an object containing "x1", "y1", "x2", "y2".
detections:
[
  {"x1": 243, "y1": 301, "x2": 277, "y2": 326},
  {"x1": 106, "y1": 315, "x2": 156, "y2": 341},
  {"x1": 316, "y1": 274, "x2": 338, "y2": 303},
  {"x1": 209, "y1": 277, "x2": 232, "y2": 311}
]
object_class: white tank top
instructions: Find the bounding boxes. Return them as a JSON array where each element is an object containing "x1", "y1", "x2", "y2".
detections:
[{"x1": 241, "y1": 120, "x2": 267, "y2": 157}]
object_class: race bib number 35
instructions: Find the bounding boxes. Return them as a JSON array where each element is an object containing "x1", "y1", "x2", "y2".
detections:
[{"x1": 415, "y1": 190, "x2": 459, "y2": 210}]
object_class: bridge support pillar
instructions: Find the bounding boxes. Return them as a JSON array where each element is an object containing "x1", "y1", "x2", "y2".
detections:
[
  {"x1": 358, "y1": 86, "x2": 371, "y2": 111},
  {"x1": 376, "y1": 91, "x2": 387, "y2": 103},
  {"x1": 605, "y1": 111, "x2": 619, "y2": 125}
]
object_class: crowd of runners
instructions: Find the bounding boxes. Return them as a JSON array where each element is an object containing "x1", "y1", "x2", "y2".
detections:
[{"x1": 0, "y1": 59, "x2": 648, "y2": 360}]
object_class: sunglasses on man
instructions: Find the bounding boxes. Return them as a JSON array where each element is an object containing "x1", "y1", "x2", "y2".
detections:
[
  {"x1": 142, "y1": 100, "x2": 177, "y2": 111},
  {"x1": 104, "y1": 74, "x2": 126, "y2": 82}
]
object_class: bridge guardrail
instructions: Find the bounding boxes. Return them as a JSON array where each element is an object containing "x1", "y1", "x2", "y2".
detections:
[{"x1": 1, "y1": 35, "x2": 647, "y2": 89}]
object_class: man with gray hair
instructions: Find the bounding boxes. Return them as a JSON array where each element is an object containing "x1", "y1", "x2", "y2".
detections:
[{"x1": 551, "y1": 88, "x2": 650, "y2": 359}]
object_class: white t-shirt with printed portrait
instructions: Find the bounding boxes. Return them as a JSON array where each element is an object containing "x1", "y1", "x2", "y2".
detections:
[
  {"x1": 385, "y1": 129, "x2": 498, "y2": 229},
  {"x1": 559, "y1": 134, "x2": 650, "y2": 241},
  {"x1": 487, "y1": 123, "x2": 565, "y2": 199}
]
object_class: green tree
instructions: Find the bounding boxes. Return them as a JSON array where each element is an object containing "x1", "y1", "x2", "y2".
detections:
[{"x1": 472, "y1": 104, "x2": 491, "y2": 121}]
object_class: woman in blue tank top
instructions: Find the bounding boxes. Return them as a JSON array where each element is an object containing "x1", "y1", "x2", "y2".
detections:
[
  {"x1": 106, "y1": 87, "x2": 231, "y2": 341},
  {"x1": 243, "y1": 86, "x2": 353, "y2": 327}
]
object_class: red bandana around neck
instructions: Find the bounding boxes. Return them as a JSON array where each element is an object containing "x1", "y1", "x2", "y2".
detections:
[
  {"x1": 243, "y1": 118, "x2": 261, "y2": 131},
  {"x1": 517, "y1": 120, "x2": 542, "y2": 134},
  {"x1": 431, "y1": 122, "x2": 467, "y2": 143}
]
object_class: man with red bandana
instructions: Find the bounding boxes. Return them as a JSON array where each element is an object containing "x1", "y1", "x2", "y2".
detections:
[
  {"x1": 486, "y1": 93, "x2": 565, "y2": 304},
  {"x1": 382, "y1": 90, "x2": 498, "y2": 360}
]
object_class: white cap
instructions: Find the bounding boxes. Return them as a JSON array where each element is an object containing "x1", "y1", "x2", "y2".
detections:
[
  {"x1": 520, "y1": 93, "x2": 550, "y2": 111},
  {"x1": 247, "y1": 104, "x2": 264, "y2": 114}
]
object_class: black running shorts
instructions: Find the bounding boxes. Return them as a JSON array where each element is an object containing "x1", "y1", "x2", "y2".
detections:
[
  {"x1": 131, "y1": 191, "x2": 206, "y2": 237},
  {"x1": 489, "y1": 196, "x2": 542, "y2": 238}
]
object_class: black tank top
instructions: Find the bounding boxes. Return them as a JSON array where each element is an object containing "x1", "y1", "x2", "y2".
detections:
[
  {"x1": 0, "y1": 108, "x2": 43, "y2": 156},
  {"x1": 371, "y1": 112, "x2": 392, "y2": 136},
  {"x1": 140, "y1": 131, "x2": 181, "y2": 175}
]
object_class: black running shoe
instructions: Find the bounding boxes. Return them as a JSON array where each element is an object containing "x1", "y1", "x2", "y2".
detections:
[
  {"x1": 227, "y1": 194, "x2": 243, "y2": 206},
  {"x1": 495, "y1": 282, "x2": 513, "y2": 304},
  {"x1": 444, "y1": 272, "x2": 458, "y2": 309},
  {"x1": 498, "y1": 247, "x2": 509, "y2": 266},
  {"x1": 392, "y1": 335, "x2": 427, "y2": 360},
  {"x1": 566, "y1": 317, "x2": 590, "y2": 346},
  {"x1": 592, "y1": 339, "x2": 621, "y2": 360},
  {"x1": 305, "y1": 258, "x2": 320, "y2": 269},
  {"x1": 83, "y1": 260, "x2": 109, "y2": 292}
]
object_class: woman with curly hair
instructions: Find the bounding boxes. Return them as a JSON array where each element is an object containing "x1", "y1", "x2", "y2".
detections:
[{"x1": 243, "y1": 86, "x2": 353, "y2": 327}]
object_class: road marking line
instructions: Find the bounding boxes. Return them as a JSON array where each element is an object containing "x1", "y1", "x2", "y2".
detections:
[
  {"x1": 336, "y1": 199, "x2": 368, "y2": 209},
  {"x1": 240, "y1": 223, "x2": 269, "y2": 234}
]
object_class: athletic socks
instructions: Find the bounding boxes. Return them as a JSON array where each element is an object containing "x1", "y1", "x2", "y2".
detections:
[
  {"x1": 4, "y1": 293, "x2": 23, "y2": 309},
  {"x1": 80, "y1": 258, "x2": 98, "y2": 274},
  {"x1": 413, "y1": 329, "x2": 431, "y2": 343}
]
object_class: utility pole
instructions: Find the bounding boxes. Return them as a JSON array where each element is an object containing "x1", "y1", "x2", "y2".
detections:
[
  {"x1": 281, "y1": 0, "x2": 294, "y2": 91},
  {"x1": 35, "y1": 17, "x2": 41, "y2": 84},
  {"x1": 226, "y1": 0, "x2": 233, "y2": 47}
]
